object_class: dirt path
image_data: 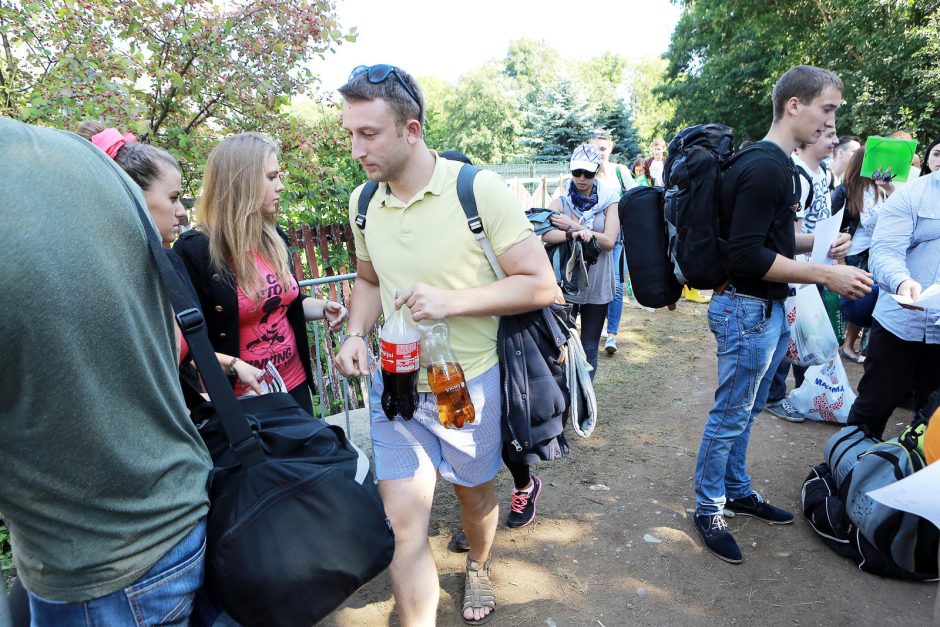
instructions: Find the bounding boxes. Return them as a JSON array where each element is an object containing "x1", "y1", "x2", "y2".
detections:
[{"x1": 326, "y1": 301, "x2": 937, "y2": 626}]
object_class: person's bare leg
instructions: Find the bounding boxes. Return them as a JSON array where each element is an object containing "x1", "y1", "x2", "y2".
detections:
[
  {"x1": 453, "y1": 480, "x2": 498, "y2": 622},
  {"x1": 842, "y1": 322, "x2": 862, "y2": 360},
  {"x1": 379, "y1": 466, "x2": 439, "y2": 627}
]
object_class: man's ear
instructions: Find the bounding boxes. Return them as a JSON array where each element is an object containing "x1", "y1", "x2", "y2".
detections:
[
  {"x1": 405, "y1": 119, "x2": 423, "y2": 144},
  {"x1": 784, "y1": 96, "x2": 802, "y2": 118}
]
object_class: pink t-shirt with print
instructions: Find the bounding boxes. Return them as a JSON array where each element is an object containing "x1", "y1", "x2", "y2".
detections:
[{"x1": 235, "y1": 256, "x2": 306, "y2": 395}]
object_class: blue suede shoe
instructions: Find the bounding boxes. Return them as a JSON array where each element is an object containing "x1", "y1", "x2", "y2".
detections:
[
  {"x1": 726, "y1": 493, "x2": 794, "y2": 525},
  {"x1": 693, "y1": 513, "x2": 742, "y2": 563}
]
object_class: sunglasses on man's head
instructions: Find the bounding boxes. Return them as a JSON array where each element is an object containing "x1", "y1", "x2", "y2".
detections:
[
  {"x1": 349, "y1": 64, "x2": 423, "y2": 122},
  {"x1": 571, "y1": 169, "x2": 596, "y2": 179}
]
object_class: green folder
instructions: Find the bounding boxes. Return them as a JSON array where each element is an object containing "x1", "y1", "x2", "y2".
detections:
[{"x1": 861, "y1": 136, "x2": 919, "y2": 182}]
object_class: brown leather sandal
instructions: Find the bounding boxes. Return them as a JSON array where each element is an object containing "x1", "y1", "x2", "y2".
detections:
[{"x1": 462, "y1": 557, "x2": 496, "y2": 625}]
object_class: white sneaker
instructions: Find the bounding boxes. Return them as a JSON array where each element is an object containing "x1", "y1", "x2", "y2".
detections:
[
  {"x1": 604, "y1": 336, "x2": 617, "y2": 355},
  {"x1": 601, "y1": 329, "x2": 608, "y2": 339}
]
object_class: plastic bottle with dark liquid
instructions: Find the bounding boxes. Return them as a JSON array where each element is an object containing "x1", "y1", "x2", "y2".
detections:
[{"x1": 379, "y1": 307, "x2": 420, "y2": 420}]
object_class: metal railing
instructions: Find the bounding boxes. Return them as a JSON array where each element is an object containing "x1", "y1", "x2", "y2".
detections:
[{"x1": 297, "y1": 273, "x2": 374, "y2": 438}]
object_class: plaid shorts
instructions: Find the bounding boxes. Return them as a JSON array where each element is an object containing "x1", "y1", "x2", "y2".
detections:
[{"x1": 368, "y1": 364, "x2": 502, "y2": 487}]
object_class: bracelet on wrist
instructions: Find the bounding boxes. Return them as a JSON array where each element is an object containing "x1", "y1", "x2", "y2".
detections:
[
  {"x1": 227, "y1": 357, "x2": 240, "y2": 376},
  {"x1": 344, "y1": 332, "x2": 365, "y2": 343}
]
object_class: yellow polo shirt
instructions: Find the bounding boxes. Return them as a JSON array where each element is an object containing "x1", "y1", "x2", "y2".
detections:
[{"x1": 349, "y1": 153, "x2": 533, "y2": 390}]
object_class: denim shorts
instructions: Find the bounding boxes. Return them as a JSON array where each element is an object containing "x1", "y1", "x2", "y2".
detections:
[
  {"x1": 27, "y1": 518, "x2": 206, "y2": 626},
  {"x1": 369, "y1": 364, "x2": 503, "y2": 487}
]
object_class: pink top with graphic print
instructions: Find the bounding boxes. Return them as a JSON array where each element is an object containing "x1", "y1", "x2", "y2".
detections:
[{"x1": 235, "y1": 255, "x2": 306, "y2": 395}]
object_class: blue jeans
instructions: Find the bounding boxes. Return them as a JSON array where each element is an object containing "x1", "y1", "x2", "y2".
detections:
[
  {"x1": 27, "y1": 519, "x2": 206, "y2": 626},
  {"x1": 606, "y1": 240, "x2": 624, "y2": 335},
  {"x1": 694, "y1": 292, "x2": 790, "y2": 516}
]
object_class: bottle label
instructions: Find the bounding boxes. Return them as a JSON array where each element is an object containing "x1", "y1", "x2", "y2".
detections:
[{"x1": 380, "y1": 339, "x2": 420, "y2": 373}]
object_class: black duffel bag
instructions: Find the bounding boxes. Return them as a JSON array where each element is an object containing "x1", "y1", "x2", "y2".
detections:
[
  {"x1": 190, "y1": 392, "x2": 395, "y2": 626},
  {"x1": 619, "y1": 185, "x2": 682, "y2": 308},
  {"x1": 115, "y1": 155, "x2": 395, "y2": 626}
]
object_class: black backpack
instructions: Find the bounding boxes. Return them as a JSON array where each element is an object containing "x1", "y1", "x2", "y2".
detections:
[
  {"x1": 661, "y1": 124, "x2": 797, "y2": 290},
  {"x1": 661, "y1": 124, "x2": 737, "y2": 289}
]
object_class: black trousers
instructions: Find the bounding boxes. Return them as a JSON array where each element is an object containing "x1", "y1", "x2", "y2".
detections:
[
  {"x1": 847, "y1": 320, "x2": 940, "y2": 438},
  {"x1": 572, "y1": 302, "x2": 608, "y2": 380}
]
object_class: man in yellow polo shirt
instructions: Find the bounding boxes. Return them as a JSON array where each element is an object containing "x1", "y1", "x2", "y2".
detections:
[{"x1": 335, "y1": 65, "x2": 556, "y2": 626}]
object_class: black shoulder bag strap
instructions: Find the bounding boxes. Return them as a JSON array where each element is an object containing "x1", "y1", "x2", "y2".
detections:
[
  {"x1": 355, "y1": 180, "x2": 380, "y2": 230},
  {"x1": 66, "y1": 134, "x2": 265, "y2": 468}
]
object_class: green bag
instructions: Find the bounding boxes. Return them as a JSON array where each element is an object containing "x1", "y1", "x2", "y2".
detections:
[{"x1": 821, "y1": 287, "x2": 845, "y2": 345}]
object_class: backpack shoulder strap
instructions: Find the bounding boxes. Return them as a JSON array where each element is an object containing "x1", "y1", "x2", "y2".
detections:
[
  {"x1": 456, "y1": 164, "x2": 508, "y2": 279},
  {"x1": 355, "y1": 180, "x2": 380, "y2": 230},
  {"x1": 794, "y1": 164, "x2": 815, "y2": 210},
  {"x1": 615, "y1": 166, "x2": 627, "y2": 192}
]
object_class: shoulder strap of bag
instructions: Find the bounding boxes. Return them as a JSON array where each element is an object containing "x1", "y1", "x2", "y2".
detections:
[
  {"x1": 456, "y1": 164, "x2": 508, "y2": 279},
  {"x1": 794, "y1": 164, "x2": 815, "y2": 211},
  {"x1": 66, "y1": 134, "x2": 265, "y2": 468},
  {"x1": 353, "y1": 164, "x2": 507, "y2": 277},
  {"x1": 355, "y1": 180, "x2": 380, "y2": 230},
  {"x1": 615, "y1": 165, "x2": 627, "y2": 193}
]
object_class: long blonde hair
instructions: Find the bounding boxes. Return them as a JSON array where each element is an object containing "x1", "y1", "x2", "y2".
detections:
[{"x1": 196, "y1": 132, "x2": 291, "y2": 301}]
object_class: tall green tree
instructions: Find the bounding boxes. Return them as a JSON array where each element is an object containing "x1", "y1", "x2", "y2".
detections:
[
  {"x1": 502, "y1": 38, "x2": 561, "y2": 105},
  {"x1": 440, "y1": 66, "x2": 523, "y2": 163},
  {"x1": 594, "y1": 98, "x2": 642, "y2": 162},
  {"x1": 522, "y1": 78, "x2": 592, "y2": 161},
  {"x1": 659, "y1": 0, "x2": 940, "y2": 144},
  {"x1": 626, "y1": 56, "x2": 675, "y2": 146},
  {"x1": 0, "y1": 0, "x2": 351, "y2": 191}
]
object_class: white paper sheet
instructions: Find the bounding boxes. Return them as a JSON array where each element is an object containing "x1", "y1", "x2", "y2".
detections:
[
  {"x1": 890, "y1": 283, "x2": 940, "y2": 310},
  {"x1": 810, "y1": 212, "x2": 844, "y2": 265},
  {"x1": 867, "y1": 461, "x2": 940, "y2": 530}
]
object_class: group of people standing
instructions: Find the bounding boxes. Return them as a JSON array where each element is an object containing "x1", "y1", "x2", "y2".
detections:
[{"x1": 2, "y1": 59, "x2": 938, "y2": 627}]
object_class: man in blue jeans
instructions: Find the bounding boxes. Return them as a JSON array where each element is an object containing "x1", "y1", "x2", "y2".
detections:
[
  {"x1": 692, "y1": 66, "x2": 872, "y2": 563},
  {"x1": 1, "y1": 119, "x2": 211, "y2": 623}
]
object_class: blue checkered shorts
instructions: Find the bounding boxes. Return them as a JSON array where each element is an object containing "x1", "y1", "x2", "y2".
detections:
[{"x1": 369, "y1": 364, "x2": 502, "y2": 487}]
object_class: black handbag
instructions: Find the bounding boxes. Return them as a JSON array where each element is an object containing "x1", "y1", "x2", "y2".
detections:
[{"x1": 107, "y1": 151, "x2": 395, "y2": 626}]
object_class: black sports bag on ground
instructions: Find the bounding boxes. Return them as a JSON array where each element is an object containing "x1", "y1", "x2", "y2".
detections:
[{"x1": 95, "y1": 139, "x2": 396, "y2": 627}]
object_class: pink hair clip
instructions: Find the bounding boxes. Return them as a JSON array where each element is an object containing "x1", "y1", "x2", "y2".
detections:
[{"x1": 91, "y1": 128, "x2": 138, "y2": 159}]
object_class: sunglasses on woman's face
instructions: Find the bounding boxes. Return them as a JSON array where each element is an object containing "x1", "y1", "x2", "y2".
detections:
[
  {"x1": 349, "y1": 64, "x2": 423, "y2": 122},
  {"x1": 571, "y1": 169, "x2": 596, "y2": 179}
]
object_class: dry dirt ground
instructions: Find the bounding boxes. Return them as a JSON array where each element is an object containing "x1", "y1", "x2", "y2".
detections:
[{"x1": 325, "y1": 299, "x2": 938, "y2": 627}]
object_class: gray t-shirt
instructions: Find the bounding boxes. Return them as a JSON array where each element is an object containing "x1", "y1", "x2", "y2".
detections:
[
  {"x1": 0, "y1": 119, "x2": 211, "y2": 602},
  {"x1": 559, "y1": 186, "x2": 620, "y2": 305}
]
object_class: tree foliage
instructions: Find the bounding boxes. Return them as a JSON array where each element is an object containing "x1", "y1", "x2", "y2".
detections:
[
  {"x1": 659, "y1": 0, "x2": 940, "y2": 144},
  {"x1": 522, "y1": 78, "x2": 594, "y2": 161},
  {"x1": 0, "y1": 0, "x2": 352, "y2": 193}
]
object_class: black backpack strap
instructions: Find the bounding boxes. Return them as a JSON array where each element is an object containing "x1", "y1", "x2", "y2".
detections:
[
  {"x1": 794, "y1": 164, "x2": 815, "y2": 212},
  {"x1": 456, "y1": 164, "x2": 507, "y2": 279},
  {"x1": 355, "y1": 180, "x2": 380, "y2": 230}
]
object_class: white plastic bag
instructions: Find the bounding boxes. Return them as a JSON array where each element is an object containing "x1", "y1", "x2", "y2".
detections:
[
  {"x1": 788, "y1": 356, "x2": 856, "y2": 423},
  {"x1": 785, "y1": 285, "x2": 838, "y2": 366}
]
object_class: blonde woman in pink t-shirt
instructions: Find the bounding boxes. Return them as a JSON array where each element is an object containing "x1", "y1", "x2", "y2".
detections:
[
  {"x1": 76, "y1": 120, "x2": 267, "y2": 394},
  {"x1": 174, "y1": 133, "x2": 346, "y2": 413}
]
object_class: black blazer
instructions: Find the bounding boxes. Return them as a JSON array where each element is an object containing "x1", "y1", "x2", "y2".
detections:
[{"x1": 172, "y1": 228, "x2": 315, "y2": 396}]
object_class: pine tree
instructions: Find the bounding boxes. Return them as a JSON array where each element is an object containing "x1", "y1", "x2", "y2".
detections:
[
  {"x1": 521, "y1": 79, "x2": 593, "y2": 162},
  {"x1": 594, "y1": 98, "x2": 643, "y2": 163}
]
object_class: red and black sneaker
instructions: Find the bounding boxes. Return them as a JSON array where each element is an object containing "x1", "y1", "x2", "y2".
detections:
[{"x1": 506, "y1": 475, "x2": 543, "y2": 528}]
